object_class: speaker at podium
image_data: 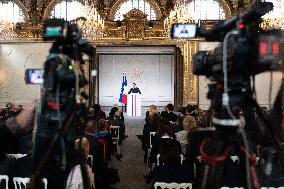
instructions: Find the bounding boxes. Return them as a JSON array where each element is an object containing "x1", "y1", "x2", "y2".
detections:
[{"x1": 127, "y1": 83, "x2": 142, "y2": 117}]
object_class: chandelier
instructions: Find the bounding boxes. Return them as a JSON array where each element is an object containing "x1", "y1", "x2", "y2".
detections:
[
  {"x1": 164, "y1": 0, "x2": 198, "y2": 37},
  {"x1": 0, "y1": 20, "x2": 17, "y2": 40},
  {"x1": 75, "y1": 3, "x2": 105, "y2": 41},
  {"x1": 261, "y1": 1, "x2": 284, "y2": 30}
]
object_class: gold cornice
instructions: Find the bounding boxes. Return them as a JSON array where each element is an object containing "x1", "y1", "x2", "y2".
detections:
[{"x1": 108, "y1": 0, "x2": 162, "y2": 20}]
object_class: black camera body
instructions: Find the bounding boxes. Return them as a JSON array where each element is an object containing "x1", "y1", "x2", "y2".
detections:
[
  {"x1": 31, "y1": 18, "x2": 94, "y2": 189},
  {"x1": 191, "y1": 2, "x2": 283, "y2": 125}
]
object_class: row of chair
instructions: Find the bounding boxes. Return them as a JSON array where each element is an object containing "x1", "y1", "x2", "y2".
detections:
[{"x1": 0, "y1": 175, "x2": 47, "y2": 189}]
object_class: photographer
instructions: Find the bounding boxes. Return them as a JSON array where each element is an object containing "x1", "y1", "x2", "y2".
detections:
[{"x1": 0, "y1": 101, "x2": 36, "y2": 161}]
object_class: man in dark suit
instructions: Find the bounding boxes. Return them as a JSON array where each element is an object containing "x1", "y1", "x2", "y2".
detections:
[
  {"x1": 128, "y1": 83, "x2": 141, "y2": 94},
  {"x1": 166, "y1": 103, "x2": 178, "y2": 122}
]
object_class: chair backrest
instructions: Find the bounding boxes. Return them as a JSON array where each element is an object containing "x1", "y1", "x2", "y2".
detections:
[
  {"x1": 157, "y1": 154, "x2": 184, "y2": 166},
  {"x1": 154, "y1": 182, "x2": 192, "y2": 189},
  {"x1": 170, "y1": 121, "x2": 179, "y2": 126},
  {"x1": 0, "y1": 175, "x2": 9, "y2": 189},
  {"x1": 13, "y1": 177, "x2": 30, "y2": 189},
  {"x1": 149, "y1": 132, "x2": 156, "y2": 149},
  {"x1": 6, "y1": 154, "x2": 27, "y2": 161},
  {"x1": 13, "y1": 177, "x2": 47, "y2": 189},
  {"x1": 110, "y1": 126, "x2": 120, "y2": 140}
]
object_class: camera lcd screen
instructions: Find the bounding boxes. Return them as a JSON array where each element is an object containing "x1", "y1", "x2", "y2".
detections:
[
  {"x1": 45, "y1": 26, "x2": 63, "y2": 37},
  {"x1": 171, "y1": 24, "x2": 198, "y2": 39},
  {"x1": 25, "y1": 69, "x2": 43, "y2": 84}
]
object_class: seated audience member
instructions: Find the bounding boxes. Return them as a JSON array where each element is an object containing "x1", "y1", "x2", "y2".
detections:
[
  {"x1": 84, "y1": 120, "x2": 102, "y2": 168},
  {"x1": 194, "y1": 108, "x2": 207, "y2": 128},
  {"x1": 93, "y1": 104, "x2": 106, "y2": 121},
  {"x1": 166, "y1": 103, "x2": 178, "y2": 122},
  {"x1": 66, "y1": 137, "x2": 95, "y2": 189},
  {"x1": 178, "y1": 107, "x2": 187, "y2": 117},
  {"x1": 150, "y1": 122, "x2": 182, "y2": 164},
  {"x1": 108, "y1": 105, "x2": 125, "y2": 123},
  {"x1": 145, "y1": 121, "x2": 182, "y2": 183},
  {"x1": 88, "y1": 108, "x2": 95, "y2": 120},
  {"x1": 170, "y1": 116, "x2": 183, "y2": 134},
  {"x1": 85, "y1": 121, "x2": 111, "y2": 189},
  {"x1": 151, "y1": 139, "x2": 193, "y2": 189},
  {"x1": 96, "y1": 119, "x2": 123, "y2": 162},
  {"x1": 160, "y1": 105, "x2": 168, "y2": 120},
  {"x1": 143, "y1": 112, "x2": 161, "y2": 163},
  {"x1": 145, "y1": 105, "x2": 159, "y2": 123},
  {"x1": 109, "y1": 110, "x2": 127, "y2": 144},
  {"x1": 183, "y1": 105, "x2": 197, "y2": 132}
]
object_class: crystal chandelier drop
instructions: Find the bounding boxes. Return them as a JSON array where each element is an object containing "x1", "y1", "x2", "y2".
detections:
[
  {"x1": 261, "y1": 1, "x2": 284, "y2": 30},
  {"x1": 163, "y1": 0, "x2": 198, "y2": 37},
  {"x1": 76, "y1": 3, "x2": 105, "y2": 41},
  {"x1": 0, "y1": 20, "x2": 17, "y2": 40}
]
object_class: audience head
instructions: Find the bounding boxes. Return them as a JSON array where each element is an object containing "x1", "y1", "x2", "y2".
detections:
[
  {"x1": 186, "y1": 104, "x2": 196, "y2": 114},
  {"x1": 93, "y1": 104, "x2": 101, "y2": 114},
  {"x1": 74, "y1": 137, "x2": 90, "y2": 160},
  {"x1": 89, "y1": 108, "x2": 94, "y2": 116},
  {"x1": 133, "y1": 83, "x2": 136, "y2": 88},
  {"x1": 97, "y1": 119, "x2": 107, "y2": 131},
  {"x1": 157, "y1": 119, "x2": 174, "y2": 138},
  {"x1": 109, "y1": 107, "x2": 119, "y2": 116},
  {"x1": 166, "y1": 103, "x2": 175, "y2": 112},
  {"x1": 85, "y1": 120, "x2": 96, "y2": 134},
  {"x1": 114, "y1": 110, "x2": 121, "y2": 119},
  {"x1": 149, "y1": 105, "x2": 158, "y2": 115}
]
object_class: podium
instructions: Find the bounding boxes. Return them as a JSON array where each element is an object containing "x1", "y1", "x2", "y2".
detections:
[{"x1": 127, "y1": 94, "x2": 142, "y2": 117}]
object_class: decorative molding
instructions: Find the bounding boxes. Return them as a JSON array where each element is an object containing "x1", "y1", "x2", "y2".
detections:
[
  {"x1": 4, "y1": 0, "x2": 30, "y2": 21},
  {"x1": 43, "y1": 0, "x2": 85, "y2": 20},
  {"x1": 108, "y1": 0, "x2": 162, "y2": 20},
  {"x1": 177, "y1": 41, "x2": 199, "y2": 105}
]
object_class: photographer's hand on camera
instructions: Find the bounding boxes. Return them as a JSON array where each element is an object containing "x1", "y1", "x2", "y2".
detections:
[
  {"x1": 5, "y1": 101, "x2": 36, "y2": 135},
  {"x1": 0, "y1": 101, "x2": 36, "y2": 161}
]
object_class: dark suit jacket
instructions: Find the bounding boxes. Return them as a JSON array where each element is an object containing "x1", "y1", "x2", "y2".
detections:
[
  {"x1": 150, "y1": 138, "x2": 182, "y2": 164},
  {"x1": 128, "y1": 87, "x2": 141, "y2": 94},
  {"x1": 152, "y1": 164, "x2": 193, "y2": 189},
  {"x1": 168, "y1": 112, "x2": 178, "y2": 122}
]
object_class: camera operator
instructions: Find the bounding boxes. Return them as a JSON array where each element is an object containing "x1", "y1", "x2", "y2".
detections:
[{"x1": 0, "y1": 101, "x2": 36, "y2": 161}]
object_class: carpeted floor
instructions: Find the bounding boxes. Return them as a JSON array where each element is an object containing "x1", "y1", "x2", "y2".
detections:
[{"x1": 110, "y1": 117, "x2": 150, "y2": 189}]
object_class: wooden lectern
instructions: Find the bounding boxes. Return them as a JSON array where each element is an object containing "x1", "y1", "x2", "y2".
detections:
[{"x1": 127, "y1": 94, "x2": 142, "y2": 117}]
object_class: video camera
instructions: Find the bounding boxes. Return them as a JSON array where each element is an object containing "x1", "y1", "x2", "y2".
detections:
[
  {"x1": 172, "y1": 1, "x2": 283, "y2": 125},
  {"x1": 29, "y1": 18, "x2": 95, "y2": 189},
  {"x1": 171, "y1": 2, "x2": 284, "y2": 188}
]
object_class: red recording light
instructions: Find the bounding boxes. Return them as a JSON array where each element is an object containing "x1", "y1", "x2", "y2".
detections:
[
  {"x1": 272, "y1": 42, "x2": 279, "y2": 55},
  {"x1": 259, "y1": 41, "x2": 268, "y2": 56},
  {"x1": 239, "y1": 24, "x2": 245, "y2": 29}
]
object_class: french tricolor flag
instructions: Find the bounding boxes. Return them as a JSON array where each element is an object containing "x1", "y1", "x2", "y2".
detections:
[{"x1": 119, "y1": 73, "x2": 127, "y2": 105}]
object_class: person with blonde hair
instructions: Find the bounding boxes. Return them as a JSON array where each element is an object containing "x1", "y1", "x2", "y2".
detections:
[{"x1": 66, "y1": 137, "x2": 94, "y2": 189}]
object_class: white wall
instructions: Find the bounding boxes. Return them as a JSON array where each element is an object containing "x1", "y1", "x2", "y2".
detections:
[
  {"x1": 97, "y1": 46, "x2": 175, "y2": 107},
  {"x1": 197, "y1": 42, "x2": 282, "y2": 110},
  {"x1": 0, "y1": 42, "x2": 51, "y2": 107}
]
